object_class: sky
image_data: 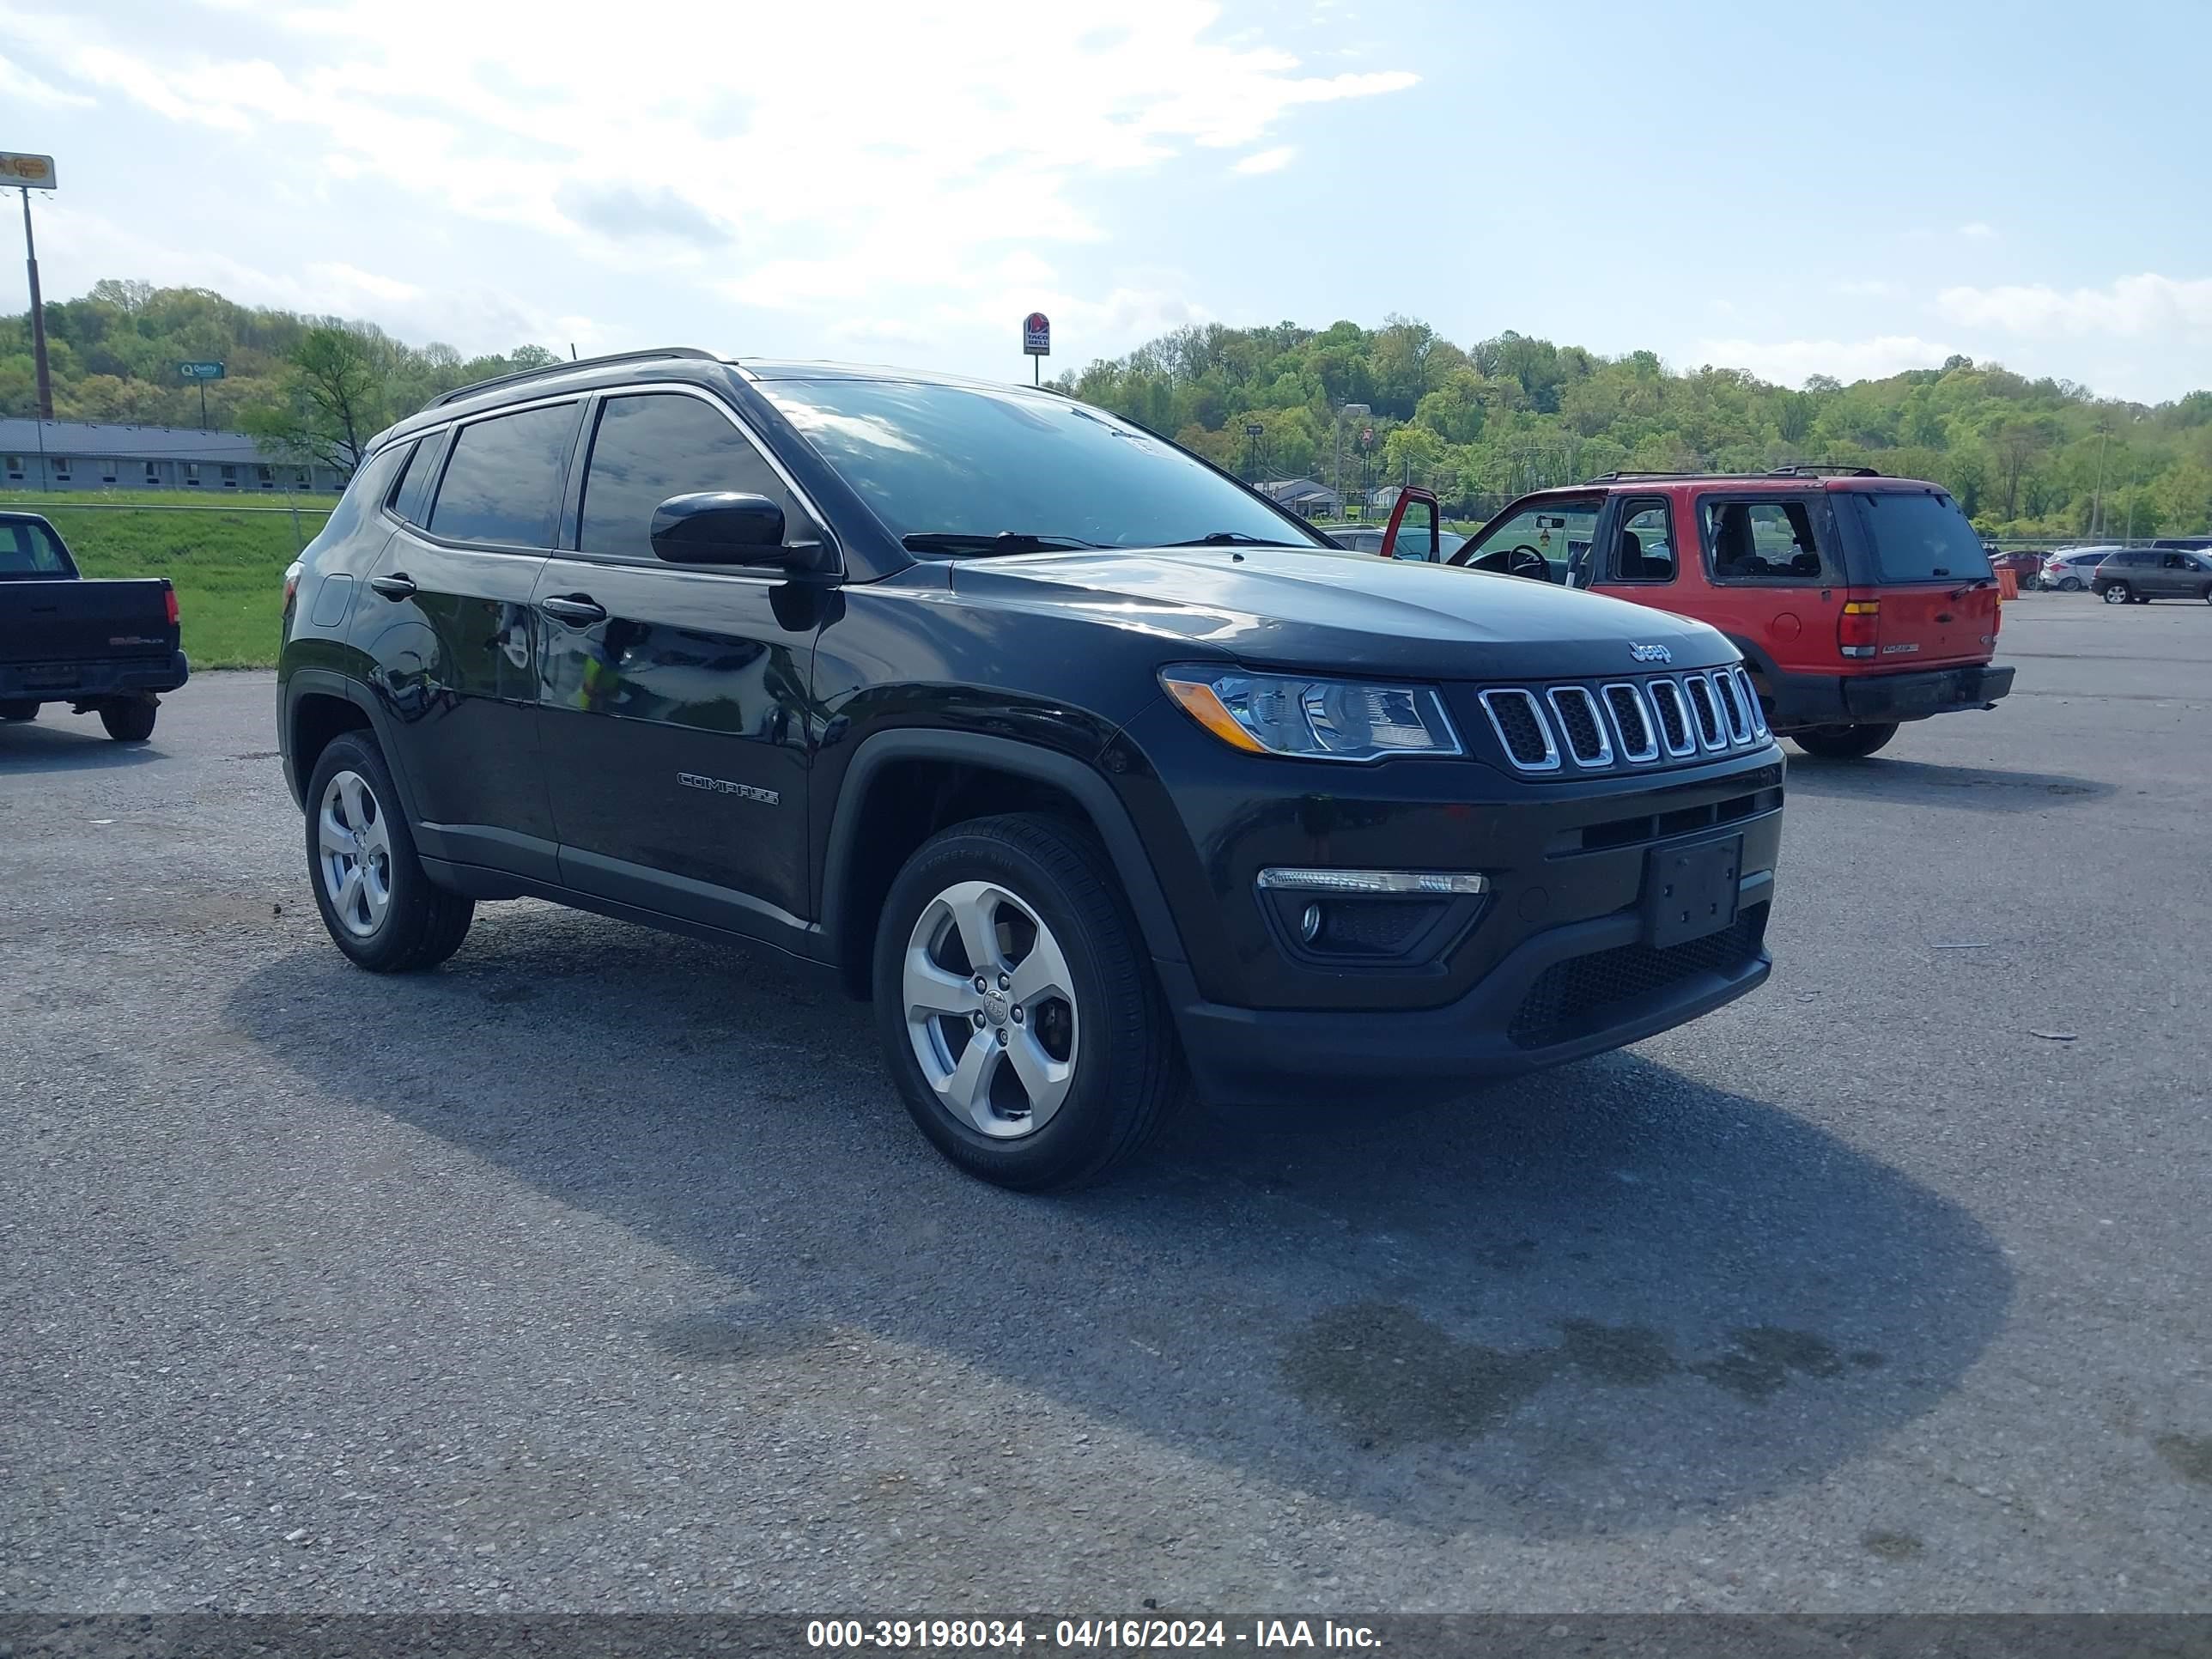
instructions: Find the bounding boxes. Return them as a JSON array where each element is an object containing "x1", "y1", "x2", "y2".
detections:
[{"x1": 3, "y1": 0, "x2": 2209, "y2": 404}]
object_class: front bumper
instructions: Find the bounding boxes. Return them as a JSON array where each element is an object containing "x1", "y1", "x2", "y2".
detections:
[
  {"x1": 1105, "y1": 698, "x2": 1785, "y2": 1105},
  {"x1": 1765, "y1": 661, "x2": 2014, "y2": 730},
  {"x1": 1163, "y1": 875, "x2": 1772, "y2": 1108},
  {"x1": 0, "y1": 650, "x2": 190, "y2": 703}
]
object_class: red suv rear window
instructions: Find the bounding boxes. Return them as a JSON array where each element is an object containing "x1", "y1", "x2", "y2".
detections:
[{"x1": 1847, "y1": 492, "x2": 1992, "y2": 583}]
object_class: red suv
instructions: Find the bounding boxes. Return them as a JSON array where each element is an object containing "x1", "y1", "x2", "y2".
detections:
[{"x1": 1381, "y1": 467, "x2": 2013, "y2": 759}]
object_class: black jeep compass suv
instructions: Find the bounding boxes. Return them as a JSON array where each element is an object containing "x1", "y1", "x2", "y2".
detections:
[{"x1": 278, "y1": 349, "x2": 1783, "y2": 1188}]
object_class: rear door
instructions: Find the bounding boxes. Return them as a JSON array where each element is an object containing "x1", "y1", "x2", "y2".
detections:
[
  {"x1": 1835, "y1": 487, "x2": 1996, "y2": 668},
  {"x1": 1688, "y1": 489, "x2": 1841, "y2": 676},
  {"x1": 533, "y1": 386, "x2": 828, "y2": 937},
  {"x1": 358, "y1": 399, "x2": 574, "y2": 878}
]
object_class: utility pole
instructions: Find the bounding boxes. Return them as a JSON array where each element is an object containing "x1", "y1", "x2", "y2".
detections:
[
  {"x1": 2091, "y1": 421, "x2": 2110, "y2": 539},
  {"x1": 21, "y1": 187, "x2": 53, "y2": 421},
  {"x1": 1334, "y1": 402, "x2": 1368, "y2": 521}
]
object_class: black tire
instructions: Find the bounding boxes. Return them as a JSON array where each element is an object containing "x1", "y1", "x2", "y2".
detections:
[
  {"x1": 1792, "y1": 721, "x2": 1900, "y2": 760},
  {"x1": 2057, "y1": 577, "x2": 2082, "y2": 592},
  {"x1": 99, "y1": 697, "x2": 158, "y2": 743},
  {"x1": 2202, "y1": 585, "x2": 2212, "y2": 605},
  {"x1": 304, "y1": 732, "x2": 474, "y2": 972},
  {"x1": 872, "y1": 811, "x2": 1184, "y2": 1191},
  {"x1": 0, "y1": 699, "x2": 38, "y2": 721},
  {"x1": 2100, "y1": 582, "x2": 2130, "y2": 604}
]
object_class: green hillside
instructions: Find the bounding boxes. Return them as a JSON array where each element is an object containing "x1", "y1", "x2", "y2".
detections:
[{"x1": 1060, "y1": 320, "x2": 2212, "y2": 540}]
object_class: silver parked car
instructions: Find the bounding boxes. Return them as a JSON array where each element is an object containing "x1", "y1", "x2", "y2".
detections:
[
  {"x1": 2039, "y1": 546, "x2": 2118, "y2": 591},
  {"x1": 1323, "y1": 524, "x2": 1468, "y2": 560}
]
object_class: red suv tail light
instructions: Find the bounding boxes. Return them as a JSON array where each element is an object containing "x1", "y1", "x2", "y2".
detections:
[
  {"x1": 164, "y1": 585, "x2": 180, "y2": 626},
  {"x1": 1838, "y1": 599, "x2": 1879, "y2": 659}
]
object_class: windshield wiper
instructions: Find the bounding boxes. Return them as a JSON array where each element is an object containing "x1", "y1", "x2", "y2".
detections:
[
  {"x1": 1164, "y1": 532, "x2": 1304, "y2": 547},
  {"x1": 901, "y1": 532, "x2": 1103, "y2": 556}
]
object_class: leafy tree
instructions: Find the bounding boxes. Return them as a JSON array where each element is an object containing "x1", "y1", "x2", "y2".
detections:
[{"x1": 241, "y1": 325, "x2": 391, "y2": 472}]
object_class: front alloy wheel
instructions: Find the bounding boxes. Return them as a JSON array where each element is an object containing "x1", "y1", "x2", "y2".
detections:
[
  {"x1": 903, "y1": 879, "x2": 1079, "y2": 1138},
  {"x1": 318, "y1": 769, "x2": 393, "y2": 937},
  {"x1": 872, "y1": 812, "x2": 1183, "y2": 1190}
]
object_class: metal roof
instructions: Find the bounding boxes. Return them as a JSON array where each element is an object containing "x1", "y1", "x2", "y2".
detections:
[{"x1": 0, "y1": 418, "x2": 275, "y2": 465}]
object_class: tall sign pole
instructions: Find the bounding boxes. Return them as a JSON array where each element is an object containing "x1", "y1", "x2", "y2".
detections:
[
  {"x1": 178, "y1": 361, "x2": 227, "y2": 429},
  {"x1": 3, "y1": 155, "x2": 60, "y2": 422}
]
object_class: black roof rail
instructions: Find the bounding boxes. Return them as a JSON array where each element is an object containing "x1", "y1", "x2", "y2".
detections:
[
  {"x1": 1768, "y1": 463, "x2": 1881, "y2": 477},
  {"x1": 1581, "y1": 470, "x2": 1717, "y2": 483},
  {"x1": 428, "y1": 346, "x2": 725, "y2": 410}
]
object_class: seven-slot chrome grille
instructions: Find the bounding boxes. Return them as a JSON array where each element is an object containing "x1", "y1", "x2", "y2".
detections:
[{"x1": 1476, "y1": 665, "x2": 1770, "y2": 775}]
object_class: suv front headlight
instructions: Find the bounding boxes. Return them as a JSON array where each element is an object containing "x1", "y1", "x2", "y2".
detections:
[{"x1": 1158, "y1": 666, "x2": 1462, "y2": 763}]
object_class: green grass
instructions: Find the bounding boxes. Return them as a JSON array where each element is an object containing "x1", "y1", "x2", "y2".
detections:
[{"x1": 3, "y1": 493, "x2": 332, "y2": 668}]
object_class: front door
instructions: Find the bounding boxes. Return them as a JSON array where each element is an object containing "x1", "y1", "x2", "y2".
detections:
[
  {"x1": 356, "y1": 403, "x2": 577, "y2": 878},
  {"x1": 535, "y1": 388, "x2": 827, "y2": 939}
]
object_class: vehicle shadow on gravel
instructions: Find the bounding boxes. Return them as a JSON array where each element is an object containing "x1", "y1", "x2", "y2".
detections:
[
  {"x1": 226, "y1": 904, "x2": 2012, "y2": 1540},
  {"x1": 1783, "y1": 754, "x2": 2112, "y2": 811},
  {"x1": 0, "y1": 723, "x2": 164, "y2": 772}
]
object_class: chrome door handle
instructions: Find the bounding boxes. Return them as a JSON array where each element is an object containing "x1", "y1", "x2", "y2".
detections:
[
  {"x1": 368, "y1": 574, "x2": 417, "y2": 599},
  {"x1": 540, "y1": 595, "x2": 607, "y2": 625}
]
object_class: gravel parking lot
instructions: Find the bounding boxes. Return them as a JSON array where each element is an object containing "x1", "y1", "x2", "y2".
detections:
[{"x1": 3, "y1": 593, "x2": 2208, "y2": 1613}]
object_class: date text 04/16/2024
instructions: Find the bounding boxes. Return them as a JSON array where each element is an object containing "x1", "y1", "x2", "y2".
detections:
[{"x1": 804, "y1": 1620, "x2": 1383, "y2": 1650}]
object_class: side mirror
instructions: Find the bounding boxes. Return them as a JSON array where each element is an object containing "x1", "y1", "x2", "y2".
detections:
[{"x1": 650, "y1": 492, "x2": 823, "y2": 571}]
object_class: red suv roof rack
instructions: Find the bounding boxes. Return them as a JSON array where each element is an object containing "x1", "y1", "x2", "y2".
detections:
[{"x1": 1767, "y1": 464, "x2": 1882, "y2": 478}]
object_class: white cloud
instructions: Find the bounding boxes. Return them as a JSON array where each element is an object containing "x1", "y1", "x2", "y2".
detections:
[
  {"x1": 1232, "y1": 146, "x2": 1297, "y2": 175},
  {"x1": 1936, "y1": 273, "x2": 2212, "y2": 340},
  {"x1": 0, "y1": 50, "x2": 94, "y2": 107},
  {"x1": 1693, "y1": 334, "x2": 1960, "y2": 386},
  {"x1": 1958, "y1": 222, "x2": 1997, "y2": 239},
  {"x1": 7, "y1": 0, "x2": 1413, "y2": 319},
  {"x1": 304, "y1": 262, "x2": 423, "y2": 305},
  {"x1": 35, "y1": 200, "x2": 604, "y2": 356}
]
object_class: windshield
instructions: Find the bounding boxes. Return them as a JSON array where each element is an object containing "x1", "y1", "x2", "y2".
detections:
[
  {"x1": 759, "y1": 378, "x2": 1326, "y2": 550},
  {"x1": 0, "y1": 519, "x2": 72, "y2": 580},
  {"x1": 1849, "y1": 490, "x2": 1992, "y2": 582}
]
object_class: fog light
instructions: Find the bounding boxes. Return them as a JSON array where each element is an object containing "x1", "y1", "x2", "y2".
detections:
[
  {"x1": 1256, "y1": 867, "x2": 1489, "y2": 895},
  {"x1": 1300, "y1": 902, "x2": 1322, "y2": 944}
]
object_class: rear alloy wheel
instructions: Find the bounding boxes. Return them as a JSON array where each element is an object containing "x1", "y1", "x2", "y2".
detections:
[
  {"x1": 2101, "y1": 582, "x2": 2130, "y2": 605},
  {"x1": 0, "y1": 699, "x2": 38, "y2": 721},
  {"x1": 1791, "y1": 721, "x2": 1900, "y2": 760},
  {"x1": 305, "y1": 732, "x2": 474, "y2": 972},
  {"x1": 99, "y1": 696, "x2": 158, "y2": 743},
  {"x1": 2057, "y1": 576, "x2": 2083, "y2": 592},
  {"x1": 874, "y1": 812, "x2": 1182, "y2": 1191}
]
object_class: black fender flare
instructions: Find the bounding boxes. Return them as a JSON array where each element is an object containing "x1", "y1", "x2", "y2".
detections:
[
  {"x1": 281, "y1": 668, "x2": 425, "y2": 825},
  {"x1": 1722, "y1": 633, "x2": 1783, "y2": 688},
  {"x1": 818, "y1": 727, "x2": 1188, "y2": 978}
]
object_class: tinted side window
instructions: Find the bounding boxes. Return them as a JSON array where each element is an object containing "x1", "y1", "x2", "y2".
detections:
[
  {"x1": 301, "y1": 441, "x2": 412, "y2": 561},
  {"x1": 391, "y1": 432, "x2": 444, "y2": 526},
  {"x1": 428, "y1": 404, "x2": 577, "y2": 548},
  {"x1": 579, "y1": 392, "x2": 811, "y2": 561}
]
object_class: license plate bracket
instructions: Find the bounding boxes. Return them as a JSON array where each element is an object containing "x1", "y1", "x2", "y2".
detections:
[{"x1": 1644, "y1": 836, "x2": 1742, "y2": 948}]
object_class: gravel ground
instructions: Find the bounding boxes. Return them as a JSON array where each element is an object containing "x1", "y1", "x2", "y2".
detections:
[{"x1": 3, "y1": 593, "x2": 2208, "y2": 1613}]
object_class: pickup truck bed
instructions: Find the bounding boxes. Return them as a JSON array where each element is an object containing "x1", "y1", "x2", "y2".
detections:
[{"x1": 1, "y1": 511, "x2": 188, "y2": 743}]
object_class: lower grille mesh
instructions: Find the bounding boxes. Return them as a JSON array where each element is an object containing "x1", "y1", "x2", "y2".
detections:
[{"x1": 1509, "y1": 903, "x2": 1769, "y2": 1048}]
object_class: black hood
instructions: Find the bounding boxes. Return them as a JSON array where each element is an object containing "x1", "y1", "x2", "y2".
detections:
[{"x1": 945, "y1": 547, "x2": 1735, "y2": 681}]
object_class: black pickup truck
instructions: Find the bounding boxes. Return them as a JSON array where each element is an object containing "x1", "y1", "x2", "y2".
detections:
[
  {"x1": 1, "y1": 510, "x2": 187, "y2": 742},
  {"x1": 278, "y1": 350, "x2": 1784, "y2": 1189}
]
